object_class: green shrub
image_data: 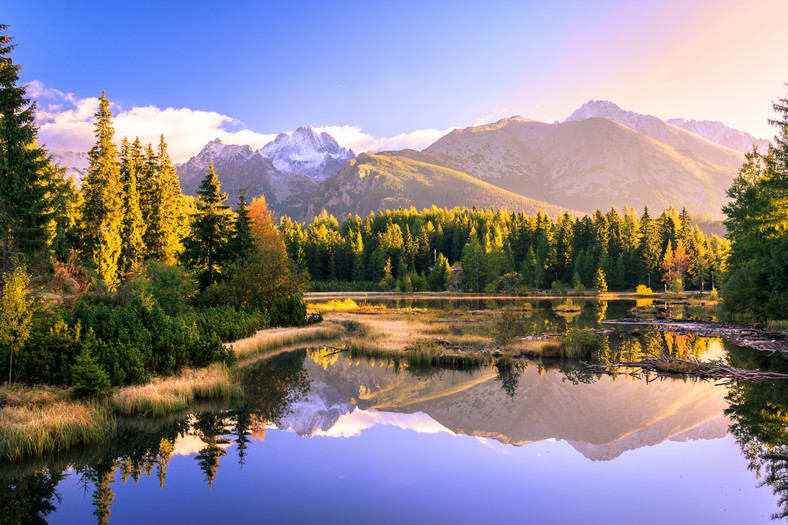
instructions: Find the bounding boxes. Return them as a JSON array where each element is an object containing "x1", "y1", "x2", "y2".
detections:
[
  {"x1": 71, "y1": 345, "x2": 111, "y2": 400},
  {"x1": 495, "y1": 309, "x2": 523, "y2": 345},
  {"x1": 268, "y1": 295, "x2": 307, "y2": 327}
]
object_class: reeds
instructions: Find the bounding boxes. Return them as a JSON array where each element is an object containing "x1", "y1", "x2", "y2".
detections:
[
  {"x1": 111, "y1": 364, "x2": 239, "y2": 417},
  {"x1": 0, "y1": 387, "x2": 115, "y2": 460}
]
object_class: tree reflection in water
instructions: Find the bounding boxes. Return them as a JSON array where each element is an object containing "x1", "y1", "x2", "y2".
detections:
[
  {"x1": 0, "y1": 350, "x2": 312, "y2": 523},
  {"x1": 726, "y1": 346, "x2": 788, "y2": 521},
  {"x1": 0, "y1": 469, "x2": 63, "y2": 524}
]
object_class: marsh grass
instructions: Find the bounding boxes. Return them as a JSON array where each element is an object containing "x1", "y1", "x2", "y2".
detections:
[
  {"x1": 0, "y1": 385, "x2": 114, "y2": 460},
  {"x1": 230, "y1": 323, "x2": 345, "y2": 360},
  {"x1": 404, "y1": 339, "x2": 491, "y2": 369},
  {"x1": 112, "y1": 364, "x2": 239, "y2": 417}
]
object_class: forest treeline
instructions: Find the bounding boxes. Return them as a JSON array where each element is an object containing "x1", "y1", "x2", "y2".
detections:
[{"x1": 279, "y1": 205, "x2": 730, "y2": 294}]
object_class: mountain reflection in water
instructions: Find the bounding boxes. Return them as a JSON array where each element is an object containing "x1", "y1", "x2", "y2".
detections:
[{"x1": 2, "y1": 343, "x2": 788, "y2": 523}]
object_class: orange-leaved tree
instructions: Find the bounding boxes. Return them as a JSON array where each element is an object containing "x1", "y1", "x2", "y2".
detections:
[
  {"x1": 227, "y1": 196, "x2": 306, "y2": 312},
  {"x1": 661, "y1": 240, "x2": 690, "y2": 292}
]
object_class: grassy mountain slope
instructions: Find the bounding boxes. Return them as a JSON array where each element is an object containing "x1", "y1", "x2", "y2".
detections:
[{"x1": 303, "y1": 152, "x2": 582, "y2": 220}]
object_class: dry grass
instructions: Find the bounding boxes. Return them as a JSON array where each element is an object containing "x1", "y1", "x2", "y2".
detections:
[
  {"x1": 229, "y1": 323, "x2": 345, "y2": 360},
  {"x1": 512, "y1": 339, "x2": 563, "y2": 357},
  {"x1": 306, "y1": 299, "x2": 386, "y2": 313},
  {"x1": 0, "y1": 385, "x2": 114, "y2": 460},
  {"x1": 112, "y1": 364, "x2": 239, "y2": 417}
]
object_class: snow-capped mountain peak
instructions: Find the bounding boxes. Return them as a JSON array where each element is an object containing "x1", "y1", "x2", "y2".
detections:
[{"x1": 260, "y1": 126, "x2": 355, "y2": 180}]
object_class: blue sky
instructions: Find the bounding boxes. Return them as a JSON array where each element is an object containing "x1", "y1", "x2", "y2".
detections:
[{"x1": 6, "y1": 0, "x2": 788, "y2": 161}]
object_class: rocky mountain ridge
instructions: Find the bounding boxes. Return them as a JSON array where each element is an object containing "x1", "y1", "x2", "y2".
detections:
[
  {"x1": 175, "y1": 126, "x2": 354, "y2": 215},
  {"x1": 424, "y1": 104, "x2": 748, "y2": 216}
]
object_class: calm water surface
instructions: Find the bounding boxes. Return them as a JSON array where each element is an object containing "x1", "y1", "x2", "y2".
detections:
[{"x1": 3, "y1": 299, "x2": 788, "y2": 524}]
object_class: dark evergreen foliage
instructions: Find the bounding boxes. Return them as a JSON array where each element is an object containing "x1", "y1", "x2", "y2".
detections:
[
  {"x1": 279, "y1": 205, "x2": 728, "y2": 293},
  {"x1": 0, "y1": 25, "x2": 55, "y2": 268},
  {"x1": 180, "y1": 163, "x2": 233, "y2": 289},
  {"x1": 722, "y1": 87, "x2": 788, "y2": 319}
]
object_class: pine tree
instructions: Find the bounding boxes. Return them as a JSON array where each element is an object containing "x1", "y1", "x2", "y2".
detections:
[
  {"x1": 228, "y1": 189, "x2": 253, "y2": 261},
  {"x1": 0, "y1": 26, "x2": 54, "y2": 268},
  {"x1": 722, "y1": 87, "x2": 788, "y2": 317},
  {"x1": 140, "y1": 136, "x2": 185, "y2": 262},
  {"x1": 428, "y1": 253, "x2": 451, "y2": 291},
  {"x1": 81, "y1": 92, "x2": 123, "y2": 286},
  {"x1": 180, "y1": 162, "x2": 233, "y2": 289},
  {"x1": 351, "y1": 231, "x2": 366, "y2": 282},
  {"x1": 461, "y1": 229, "x2": 485, "y2": 292},
  {"x1": 154, "y1": 136, "x2": 186, "y2": 261},
  {"x1": 119, "y1": 137, "x2": 146, "y2": 274},
  {"x1": 637, "y1": 206, "x2": 661, "y2": 284}
]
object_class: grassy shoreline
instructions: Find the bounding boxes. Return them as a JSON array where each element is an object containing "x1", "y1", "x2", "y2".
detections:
[{"x1": 0, "y1": 320, "x2": 346, "y2": 460}]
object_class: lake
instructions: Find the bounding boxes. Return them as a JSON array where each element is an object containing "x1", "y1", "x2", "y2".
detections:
[{"x1": 2, "y1": 299, "x2": 787, "y2": 524}]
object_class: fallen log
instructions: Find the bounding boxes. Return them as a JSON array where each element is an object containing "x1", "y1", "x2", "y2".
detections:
[{"x1": 581, "y1": 355, "x2": 788, "y2": 384}]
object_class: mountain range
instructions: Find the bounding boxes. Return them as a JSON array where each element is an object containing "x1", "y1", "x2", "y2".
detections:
[{"x1": 50, "y1": 100, "x2": 769, "y2": 221}]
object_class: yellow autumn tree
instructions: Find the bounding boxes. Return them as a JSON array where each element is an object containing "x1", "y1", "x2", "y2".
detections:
[{"x1": 227, "y1": 196, "x2": 305, "y2": 311}]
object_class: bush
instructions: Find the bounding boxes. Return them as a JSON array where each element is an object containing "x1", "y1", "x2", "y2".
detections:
[
  {"x1": 636, "y1": 285, "x2": 653, "y2": 295},
  {"x1": 268, "y1": 295, "x2": 307, "y2": 327},
  {"x1": 495, "y1": 309, "x2": 523, "y2": 345}
]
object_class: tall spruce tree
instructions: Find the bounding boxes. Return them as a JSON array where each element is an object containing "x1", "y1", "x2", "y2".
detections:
[
  {"x1": 152, "y1": 136, "x2": 185, "y2": 262},
  {"x1": 81, "y1": 92, "x2": 123, "y2": 286},
  {"x1": 0, "y1": 25, "x2": 54, "y2": 269},
  {"x1": 637, "y1": 206, "x2": 661, "y2": 284},
  {"x1": 119, "y1": 137, "x2": 146, "y2": 274},
  {"x1": 180, "y1": 162, "x2": 233, "y2": 289},
  {"x1": 228, "y1": 188, "x2": 253, "y2": 261}
]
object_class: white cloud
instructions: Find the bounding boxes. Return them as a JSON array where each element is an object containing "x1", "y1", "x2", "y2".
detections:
[
  {"x1": 314, "y1": 124, "x2": 455, "y2": 154},
  {"x1": 30, "y1": 81, "x2": 458, "y2": 163}
]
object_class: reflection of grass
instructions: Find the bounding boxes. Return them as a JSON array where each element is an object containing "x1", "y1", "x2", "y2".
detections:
[{"x1": 554, "y1": 299, "x2": 583, "y2": 312}]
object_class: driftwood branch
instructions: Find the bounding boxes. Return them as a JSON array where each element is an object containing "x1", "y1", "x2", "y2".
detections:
[
  {"x1": 581, "y1": 355, "x2": 788, "y2": 384},
  {"x1": 322, "y1": 346, "x2": 348, "y2": 357}
]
